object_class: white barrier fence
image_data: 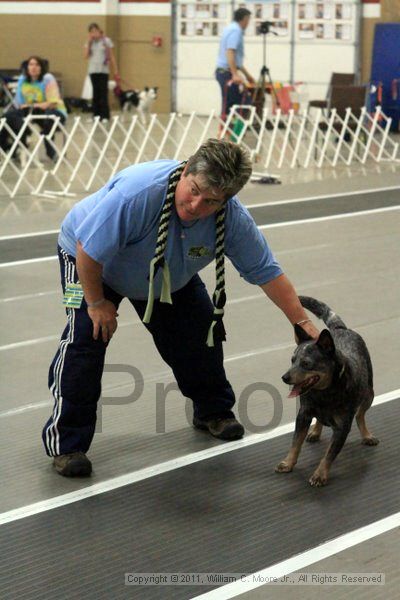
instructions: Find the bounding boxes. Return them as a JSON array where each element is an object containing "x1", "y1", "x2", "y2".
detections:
[{"x1": 0, "y1": 107, "x2": 398, "y2": 199}]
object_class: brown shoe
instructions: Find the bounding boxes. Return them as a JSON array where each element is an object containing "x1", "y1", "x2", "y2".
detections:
[
  {"x1": 193, "y1": 417, "x2": 244, "y2": 440},
  {"x1": 53, "y1": 452, "x2": 92, "y2": 477}
]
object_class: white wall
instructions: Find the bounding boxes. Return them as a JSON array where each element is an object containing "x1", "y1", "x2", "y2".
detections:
[{"x1": 175, "y1": 0, "x2": 359, "y2": 115}]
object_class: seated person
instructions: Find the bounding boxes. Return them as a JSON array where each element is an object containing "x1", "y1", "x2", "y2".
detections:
[{"x1": 0, "y1": 55, "x2": 67, "y2": 161}]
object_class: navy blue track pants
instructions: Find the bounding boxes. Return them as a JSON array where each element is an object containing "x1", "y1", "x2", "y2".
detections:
[
  {"x1": 215, "y1": 69, "x2": 243, "y2": 121},
  {"x1": 42, "y1": 247, "x2": 235, "y2": 457}
]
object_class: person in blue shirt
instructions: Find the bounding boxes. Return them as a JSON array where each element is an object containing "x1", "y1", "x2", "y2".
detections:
[
  {"x1": 216, "y1": 8, "x2": 255, "y2": 122},
  {"x1": 43, "y1": 138, "x2": 319, "y2": 477}
]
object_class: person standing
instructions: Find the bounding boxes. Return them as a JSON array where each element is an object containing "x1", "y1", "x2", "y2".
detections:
[
  {"x1": 215, "y1": 8, "x2": 255, "y2": 122},
  {"x1": 84, "y1": 23, "x2": 119, "y2": 122}
]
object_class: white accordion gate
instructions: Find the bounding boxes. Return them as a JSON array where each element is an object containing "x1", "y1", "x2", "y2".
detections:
[{"x1": 0, "y1": 107, "x2": 398, "y2": 199}]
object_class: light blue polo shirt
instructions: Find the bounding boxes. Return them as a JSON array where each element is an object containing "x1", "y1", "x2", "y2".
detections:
[
  {"x1": 58, "y1": 160, "x2": 283, "y2": 299},
  {"x1": 216, "y1": 21, "x2": 245, "y2": 69}
]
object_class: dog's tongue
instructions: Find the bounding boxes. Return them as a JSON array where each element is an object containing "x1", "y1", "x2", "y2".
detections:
[{"x1": 288, "y1": 385, "x2": 302, "y2": 398}]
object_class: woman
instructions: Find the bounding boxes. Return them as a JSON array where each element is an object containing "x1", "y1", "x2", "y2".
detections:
[
  {"x1": 0, "y1": 55, "x2": 67, "y2": 161},
  {"x1": 84, "y1": 23, "x2": 119, "y2": 121}
]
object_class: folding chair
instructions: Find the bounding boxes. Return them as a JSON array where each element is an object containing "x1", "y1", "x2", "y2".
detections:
[
  {"x1": 309, "y1": 72, "x2": 356, "y2": 111},
  {"x1": 315, "y1": 85, "x2": 367, "y2": 163},
  {"x1": 0, "y1": 74, "x2": 19, "y2": 113},
  {"x1": 328, "y1": 85, "x2": 367, "y2": 119}
]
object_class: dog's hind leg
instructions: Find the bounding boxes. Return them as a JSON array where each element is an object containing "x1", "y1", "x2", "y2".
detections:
[
  {"x1": 306, "y1": 419, "x2": 323, "y2": 443},
  {"x1": 356, "y1": 390, "x2": 379, "y2": 446},
  {"x1": 275, "y1": 409, "x2": 312, "y2": 473}
]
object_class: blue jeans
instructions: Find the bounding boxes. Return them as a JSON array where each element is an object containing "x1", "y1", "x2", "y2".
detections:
[{"x1": 42, "y1": 247, "x2": 235, "y2": 456}]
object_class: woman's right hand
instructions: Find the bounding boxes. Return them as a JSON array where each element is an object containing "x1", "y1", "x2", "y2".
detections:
[{"x1": 87, "y1": 299, "x2": 119, "y2": 343}]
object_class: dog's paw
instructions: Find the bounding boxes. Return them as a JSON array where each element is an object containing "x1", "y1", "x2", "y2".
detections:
[
  {"x1": 362, "y1": 436, "x2": 379, "y2": 446},
  {"x1": 309, "y1": 471, "x2": 328, "y2": 487},
  {"x1": 306, "y1": 432, "x2": 321, "y2": 443},
  {"x1": 275, "y1": 461, "x2": 293, "y2": 473}
]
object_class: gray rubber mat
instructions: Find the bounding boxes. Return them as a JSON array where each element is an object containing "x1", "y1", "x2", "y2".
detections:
[
  {"x1": 0, "y1": 400, "x2": 397, "y2": 600},
  {"x1": 1, "y1": 188, "x2": 399, "y2": 264},
  {"x1": 249, "y1": 187, "x2": 400, "y2": 225}
]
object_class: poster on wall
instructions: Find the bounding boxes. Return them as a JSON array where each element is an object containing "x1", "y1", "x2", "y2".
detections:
[
  {"x1": 196, "y1": 4, "x2": 211, "y2": 19},
  {"x1": 299, "y1": 23, "x2": 315, "y2": 39},
  {"x1": 335, "y1": 3, "x2": 343, "y2": 19},
  {"x1": 273, "y1": 2, "x2": 280, "y2": 19},
  {"x1": 178, "y1": 0, "x2": 231, "y2": 37},
  {"x1": 342, "y1": 3, "x2": 352, "y2": 20},
  {"x1": 279, "y1": 2, "x2": 290, "y2": 19},
  {"x1": 274, "y1": 20, "x2": 289, "y2": 37},
  {"x1": 316, "y1": 3, "x2": 324, "y2": 19},
  {"x1": 323, "y1": 3, "x2": 334, "y2": 19},
  {"x1": 315, "y1": 23, "x2": 324, "y2": 38},
  {"x1": 323, "y1": 23, "x2": 335, "y2": 38},
  {"x1": 296, "y1": 0, "x2": 354, "y2": 42}
]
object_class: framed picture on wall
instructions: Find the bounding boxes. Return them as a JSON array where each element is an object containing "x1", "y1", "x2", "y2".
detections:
[
  {"x1": 178, "y1": 0, "x2": 230, "y2": 38},
  {"x1": 335, "y1": 4, "x2": 343, "y2": 20}
]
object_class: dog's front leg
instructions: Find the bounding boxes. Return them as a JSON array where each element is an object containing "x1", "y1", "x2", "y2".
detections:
[
  {"x1": 309, "y1": 418, "x2": 352, "y2": 487},
  {"x1": 137, "y1": 106, "x2": 146, "y2": 125},
  {"x1": 275, "y1": 409, "x2": 312, "y2": 473}
]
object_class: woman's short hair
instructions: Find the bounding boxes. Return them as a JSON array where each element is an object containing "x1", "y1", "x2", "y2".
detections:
[
  {"x1": 186, "y1": 138, "x2": 252, "y2": 199},
  {"x1": 23, "y1": 56, "x2": 48, "y2": 82}
]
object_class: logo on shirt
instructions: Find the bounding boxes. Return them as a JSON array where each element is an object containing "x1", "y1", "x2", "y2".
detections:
[{"x1": 187, "y1": 246, "x2": 211, "y2": 259}]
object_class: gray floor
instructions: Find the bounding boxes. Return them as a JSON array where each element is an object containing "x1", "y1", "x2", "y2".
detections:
[
  {"x1": 0, "y1": 161, "x2": 399, "y2": 599},
  {"x1": 0, "y1": 399, "x2": 397, "y2": 600}
]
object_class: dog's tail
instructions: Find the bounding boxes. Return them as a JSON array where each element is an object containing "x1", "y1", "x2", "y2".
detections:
[{"x1": 298, "y1": 296, "x2": 347, "y2": 330}]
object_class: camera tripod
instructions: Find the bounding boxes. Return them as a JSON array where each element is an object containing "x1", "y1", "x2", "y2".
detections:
[
  {"x1": 252, "y1": 22, "x2": 280, "y2": 116},
  {"x1": 250, "y1": 22, "x2": 282, "y2": 184}
]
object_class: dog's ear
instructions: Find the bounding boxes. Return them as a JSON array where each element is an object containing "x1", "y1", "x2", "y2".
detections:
[
  {"x1": 144, "y1": 86, "x2": 149, "y2": 92},
  {"x1": 316, "y1": 329, "x2": 335, "y2": 355},
  {"x1": 294, "y1": 323, "x2": 313, "y2": 343}
]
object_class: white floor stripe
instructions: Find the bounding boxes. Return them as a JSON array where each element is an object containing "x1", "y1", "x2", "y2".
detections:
[
  {"x1": 0, "y1": 272, "x2": 393, "y2": 352},
  {"x1": 0, "y1": 290, "x2": 58, "y2": 303},
  {"x1": 0, "y1": 249, "x2": 329, "y2": 304},
  {"x1": 2, "y1": 330, "x2": 396, "y2": 419},
  {"x1": 247, "y1": 184, "x2": 400, "y2": 209},
  {"x1": 0, "y1": 401, "x2": 51, "y2": 418},
  {"x1": 261, "y1": 205, "x2": 400, "y2": 230},
  {"x1": 1, "y1": 186, "x2": 398, "y2": 240},
  {"x1": 0, "y1": 389, "x2": 398, "y2": 526},
  {"x1": 0, "y1": 318, "x2": 142, "y2": 352},
  {"x1": 1, "y1": 204, "x2": 400, "y2": 268},
  {"x1": 0, "y1": 334, "x2": 62, "y2": 351},
  {"x1": 0, "y1": 256, "x2": 58, "y2": 268},
  {"x1": 0, "y1": 229, "x2": 60, "y2": 241},
  {"x1": 0, "y1": 276, "x2": 329, "y2": 351},
  {"x1": 193, "y1": 511, "x2": 400, "y2": 600},
  {"x1": 0, "y1": 341, "x2": 293, "y2": 418}
]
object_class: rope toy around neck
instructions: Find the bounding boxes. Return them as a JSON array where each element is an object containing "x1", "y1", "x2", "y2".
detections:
[
  {"x1": 143, "y1": 163, "x2": 185, "y2": 324},
  {"x1": 143, "y1": 162, "x2": 227, "y2": 347},
  {"x1": 206, "y1": 206, "x2": 226, "y2": 347}
]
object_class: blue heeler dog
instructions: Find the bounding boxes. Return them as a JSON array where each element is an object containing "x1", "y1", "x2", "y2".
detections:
[{"x1": 276, "y1": 296, "x2": 379, "y2": 487}]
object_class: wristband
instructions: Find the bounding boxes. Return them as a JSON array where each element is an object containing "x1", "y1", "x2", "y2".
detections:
[
  {"x1": 86, "y1": 298, "x2": 106, "y2": 308},
  {"x1": 295, "y1": 318, "x2": 312, "y2": 326}
]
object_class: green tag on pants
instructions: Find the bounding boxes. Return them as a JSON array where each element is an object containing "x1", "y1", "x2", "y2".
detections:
[{"x1": 63, "y1": 283, "x2": 84, "y2": 308}]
